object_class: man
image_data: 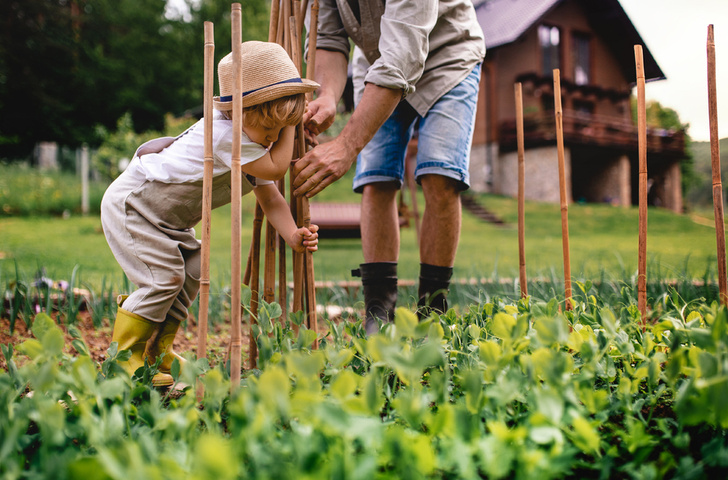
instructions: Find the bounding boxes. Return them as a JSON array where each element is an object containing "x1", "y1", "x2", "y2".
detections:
[{"x1": 292, "y1": 0, "x2": 485, "y2": 334}]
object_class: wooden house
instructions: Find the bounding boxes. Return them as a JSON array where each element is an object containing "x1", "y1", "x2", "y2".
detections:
[{"x1": 470, "y1": 0, "x2": 686, "y2": 212}]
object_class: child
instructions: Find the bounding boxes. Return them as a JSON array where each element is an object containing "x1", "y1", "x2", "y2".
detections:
[{"x1": 100, "y1": 41, "x2": 320, "y2": 386}]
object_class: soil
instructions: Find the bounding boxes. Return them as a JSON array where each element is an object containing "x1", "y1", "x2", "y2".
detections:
[
  {"x1": 1, "y1": 305, "x2": 350, "y2": 372},
  {"x1": 0, "y1": 310, "x2": 250, "y2": 372}
]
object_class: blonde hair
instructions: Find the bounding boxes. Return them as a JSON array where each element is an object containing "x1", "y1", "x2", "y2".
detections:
[{"x1": 221, "y1": 93, "x2": 306, "y2": 128}]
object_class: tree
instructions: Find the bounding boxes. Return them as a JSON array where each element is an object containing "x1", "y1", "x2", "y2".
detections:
[
  {"x1": 0, "y1": 0, "x2": 270, "y2": 161},
  {"x1": 631, "y1": 98, "x2": 697, "y2": 201}
]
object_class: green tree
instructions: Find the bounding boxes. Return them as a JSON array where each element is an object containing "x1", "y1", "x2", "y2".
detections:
[
  {"x1": 632, "y1": 98, "x2": 697, "y2": 202},
  {"x1": 0, "y1": 0, "x2": 270, "y2": 161}
]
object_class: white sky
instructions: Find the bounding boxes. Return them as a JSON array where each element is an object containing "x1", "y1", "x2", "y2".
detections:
[{"x1": 618, "y1": 0, "x2": 728, "y2": 141}]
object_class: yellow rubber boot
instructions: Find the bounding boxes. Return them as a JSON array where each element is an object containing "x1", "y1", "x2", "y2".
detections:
[
  {"x1": 146, "y1": 317, "x2": 187, "y2": 375},
  {"x1": 110, "y1": 300, "x2": 174, "y2": 387}
]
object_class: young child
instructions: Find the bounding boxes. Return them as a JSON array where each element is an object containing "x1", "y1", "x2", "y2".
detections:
[{"x1": 100, "y1": 41, "x2": 320, "y2": 386}]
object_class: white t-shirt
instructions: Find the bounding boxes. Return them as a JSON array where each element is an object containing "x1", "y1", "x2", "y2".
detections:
[{"x1": 136, "y1": 110, "x2": 273, "y2": 185}]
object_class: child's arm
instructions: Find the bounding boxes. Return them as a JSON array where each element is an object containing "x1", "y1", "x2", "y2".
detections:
[
  {"x1": 253, "y1": 183, "x2": 319, "y2": 253},
  {"x1": 241, "y1": 125, "x2": 295, "y2": 181}
]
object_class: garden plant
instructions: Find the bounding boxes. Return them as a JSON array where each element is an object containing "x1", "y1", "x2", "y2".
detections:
[{"x1": 2, "y1": 278, "x2": 728, "y2": 478}]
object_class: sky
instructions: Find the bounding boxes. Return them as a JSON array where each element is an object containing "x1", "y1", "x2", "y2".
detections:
[{"x1": 615, "y1": 0, "x2": 728, "y2": 142}]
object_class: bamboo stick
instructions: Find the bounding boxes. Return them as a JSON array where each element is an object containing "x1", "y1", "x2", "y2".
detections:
[
  {"x1": 196, "y1": 20, "x2": 214, "y2": 402},
  {"x1": 229, "y1": 3, "x2": 243, "y2": 391},
  {"x1": 515, "y1": 82, "x2": 528, "y2": 298},
  {"x1": 248, "y1": 202, "x2": 263, "y2": 369},
  {"x1": 635, "y1": 45, "x2": 648, "y2": 319},
  {"x1": 307, "y1": 0, "x2": 319, "y2": 99},
  {"x1": 708, "y1": 25, "x2": 728, "y2": 306},
  {"x1": 277, "y1": 180, "x2": 288, "y2": 319},
  {"x1": 242, "y1": 0, "x2": 283, "y2": 370},
  {"x1": 553, "y1": 69, "x2": 572, "y2": 311},
  {"x1": 272, "y1": 2, "x2": 288, "y2": 317},
  {"x1": 268, "y1": 0, "x2": 280, "y2": 43},
  {"x1": 300, "y1": 7, "x2": 319, "y2": 341},
  {"x1": 289, "y1": 15, "x2": 318, "y2": 342},
  {"x1": 263, "y1": 222, "x2": 277, "y2": 304}
]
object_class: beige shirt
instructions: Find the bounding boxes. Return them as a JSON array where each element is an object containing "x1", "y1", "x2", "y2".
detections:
[{"x1": 316, "y1": 0, "x2": 485, "y2": 116}]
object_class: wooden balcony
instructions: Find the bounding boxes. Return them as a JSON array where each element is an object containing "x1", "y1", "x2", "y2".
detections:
[{"x1": 498, "y1": 111, "x2": 686, "y2": 158}]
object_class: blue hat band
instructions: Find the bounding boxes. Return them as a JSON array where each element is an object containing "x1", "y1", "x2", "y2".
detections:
[{"x1": 219, "y1": 77, "x2": 303, "y2": 102}]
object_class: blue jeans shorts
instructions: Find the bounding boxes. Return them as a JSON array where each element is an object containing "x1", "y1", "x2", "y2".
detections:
[{"x1": 353, "y1": 63, "x2": 481, "y2": 193}]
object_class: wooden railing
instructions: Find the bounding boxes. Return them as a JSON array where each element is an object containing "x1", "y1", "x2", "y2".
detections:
[{"x1": 499, "y1": 111, "x2": 686, "y2": 158}]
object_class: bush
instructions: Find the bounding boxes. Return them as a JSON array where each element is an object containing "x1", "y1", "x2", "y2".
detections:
[{"x1": 0, "y1": 163, "x2": 107, "y2": 217}]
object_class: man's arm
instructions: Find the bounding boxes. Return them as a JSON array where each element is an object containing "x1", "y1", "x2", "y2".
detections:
[
  {"x1": 292, "y1": 76, "x2": 403, "y2": 198},
  {"x1": 302, "y1": 49, "x2": 349, "y2": 136}
]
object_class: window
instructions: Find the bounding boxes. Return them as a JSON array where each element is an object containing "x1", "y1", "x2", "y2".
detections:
[
  {"x1": 573, "y1": 32, "x2": 591, "y2": 85},
  {"x1": 539, "y1": 25, "x2": 561, "y2": 75}
]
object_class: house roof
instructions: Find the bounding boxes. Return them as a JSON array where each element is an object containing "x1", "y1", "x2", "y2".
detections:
[{"x1": 474, "y1": 0, "x2": 665, "y2": 83}]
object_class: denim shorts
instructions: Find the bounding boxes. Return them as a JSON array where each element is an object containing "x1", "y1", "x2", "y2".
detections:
[{"x1": 353, "y1": 63, "x2": 481, "y2": 192}]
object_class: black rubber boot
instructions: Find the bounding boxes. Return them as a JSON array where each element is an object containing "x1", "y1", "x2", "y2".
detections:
[
  {"x1": 352, "y1": 262, "x2": 398, "y2": 335},
  {"x1": 417, "y1": 263, "x2": 453, "y2": 319}
]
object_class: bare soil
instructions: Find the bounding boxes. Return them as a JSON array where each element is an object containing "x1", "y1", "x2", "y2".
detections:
[{"x1": 0, "y1": 311, "x2": 246, "y2": 372}]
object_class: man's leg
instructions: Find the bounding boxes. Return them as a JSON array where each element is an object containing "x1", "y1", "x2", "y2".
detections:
[
  {"x1": 417, "y1": 175, "x2": 460, "y2": 315},
  {"x1": 361, "y1": 182, "x2": 400, "y2": 263},
  {"x1": 355, "y1": 182, "x2": 400, "y2": 334}
]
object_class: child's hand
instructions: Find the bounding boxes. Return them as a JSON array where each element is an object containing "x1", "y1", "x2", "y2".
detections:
[{"x1": 289, "y1": 224, "x2": 319, "y2": 253}]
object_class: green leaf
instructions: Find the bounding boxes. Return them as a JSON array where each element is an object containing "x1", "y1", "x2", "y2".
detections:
[
  {"x1": 478, "y1": 339, "x2": 502, "y2": 367},
  {"x1": 394, "y1": 307, "x2": 418, "y2": 338},
  {"x1": 570, "y1": 415, "x2": 601, "y2": 455},
  {"x1": 325, "y1": 347, "x2": 355, "y2": 370},
  {"x1": 491, "y1": 312, "x2": 516, "y2": 340},
  {"x1": 171, "y1": 357, "x2": 181, "y2": 381}
]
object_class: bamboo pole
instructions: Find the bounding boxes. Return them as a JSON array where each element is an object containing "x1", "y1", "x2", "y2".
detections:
[
  {"x1": 515, "y1": 82, "x2": 528, "y2": 298},
  {"x1": 553, "y1": 69, "x2": 572, "y2": 311},
  {"x1": 269, "y1": 0, "x2": 280, "y2": 44},
  {"x1": 263, "y1": 222, "x2": 277, "y2": 305},
  {"x1": 243, "y1": 0, "x2": 284, "y2": 370},
  {"x1": 635, "y1": 45, "x2": 648, "y2": 319},
  {"x1": 229, "y1": 3, "x2": 243, "y2": 391},
  {"x1": 196, "y1": 21, "x2": 214, "y2": 401},
  {"x1": 708, "y1": 25, "x2": 728, "y2": 306},
  {"x1": 288, "y1": 15, "x2": 318, "y2": 341},
  {"x1": 277, "y1": 181, "x2": 288, "y2": 319},
  {"x1": 307, "y1": 0, "x2": 319, "y2": 96},
  {"x1": 301, "y1": 3, "x2": 319, "y2": 340}
]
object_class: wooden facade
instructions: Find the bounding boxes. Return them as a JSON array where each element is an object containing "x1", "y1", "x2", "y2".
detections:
[{"x1": 470, "y1": 0, "x2": 686, "y2": 212}]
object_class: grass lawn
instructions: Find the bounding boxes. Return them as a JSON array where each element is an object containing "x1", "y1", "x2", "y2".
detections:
[
  {"x1": 0, "y1": 156, "x2": 716, "y2": 294},
  {"x1": 0, "y1": 170, "x2": 722, "y2": 293}
]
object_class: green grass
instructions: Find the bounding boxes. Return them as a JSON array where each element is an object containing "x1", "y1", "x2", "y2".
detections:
[
  {"x1": 0, "y1": 182, "x2": 722, "y2": 296},
  {"x1": 0, "y1": 163, "x2": 107, "y2": 216}
]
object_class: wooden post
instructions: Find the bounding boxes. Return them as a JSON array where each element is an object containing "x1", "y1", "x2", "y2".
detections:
[
  {"x1": 80, "y1": 145, "x2": 89, "y2": 215},
  {"x1": 515, "y1": 82, "x2": 528, "y2": 298},
  {"x1": 708, "y1": 25, "x2": 728, "y2": 306},
  {"x1": 635, "y1": 45, "x2": 648, "y2": 319},
  {"x1": 230, "y1": 3, "x2": 243, "y2": 391},
  {"x1": 553, "y1": 69, "x2": 572, "y2": 310},
  {"x1": 197, "y1": 21, "x2": 214, "y2": 401},
  {"x1": 289, "y1": 15, "x2": 318, "y2": 342}
]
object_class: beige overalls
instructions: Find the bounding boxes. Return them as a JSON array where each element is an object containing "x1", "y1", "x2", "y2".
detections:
[{"x1": 100, "y1": 136, "x2": 254, "y2": 323}]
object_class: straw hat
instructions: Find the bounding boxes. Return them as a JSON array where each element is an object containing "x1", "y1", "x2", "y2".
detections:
[{"x1": 214, "y1": 41, "x2": 319, "y2": 109}]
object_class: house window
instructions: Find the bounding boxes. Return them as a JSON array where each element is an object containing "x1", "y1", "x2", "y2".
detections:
[
  {"x1": 573, "y1": 32, "x2": 591, "y2": 85},
  {"x1": 539, "y1": 25, "x2": 561, "y2": 74}
]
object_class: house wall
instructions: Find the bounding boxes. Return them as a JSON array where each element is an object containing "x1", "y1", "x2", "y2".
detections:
[
  {"x1": 469, "y1": 0, "x2": 683, "y2": 213},
  {"x1": 495, "y1": 145, "x2": 569, "y2": 204}
]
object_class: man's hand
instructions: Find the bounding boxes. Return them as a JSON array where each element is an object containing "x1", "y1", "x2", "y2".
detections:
[
  {"x1": 291, "y1": 138, "x2": 355, "y2": 198},
  {"x1": 303, "y1": 95, "x2": 337, "y2": 138}
]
